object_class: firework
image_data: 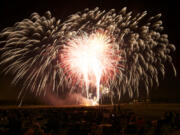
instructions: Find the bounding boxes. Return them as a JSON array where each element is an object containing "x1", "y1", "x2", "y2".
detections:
[
  {"x1": 59, "y1": 29, "x2": 122, "y2": 103},
  {"x1": 0, "y1": 7, "x2": 176, "y2": 105}
]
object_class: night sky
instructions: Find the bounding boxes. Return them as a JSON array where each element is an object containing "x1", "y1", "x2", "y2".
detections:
[{"x1": 0, "y1": 0, "x2": 179, "y2": 105}]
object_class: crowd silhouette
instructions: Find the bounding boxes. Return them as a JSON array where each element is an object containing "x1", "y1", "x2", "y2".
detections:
[{"x1": 0, "y1": 105, "x2": 180, "y2": 135}]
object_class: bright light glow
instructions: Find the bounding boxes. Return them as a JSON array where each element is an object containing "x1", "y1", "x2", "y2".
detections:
[{"x1": 60, "y1": 29, "x2": 121, "y2": 105}]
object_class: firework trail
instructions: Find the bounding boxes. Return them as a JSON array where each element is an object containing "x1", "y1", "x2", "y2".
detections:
[{"x1": 0, "y1": 7, "x2": 176, "y2": 104}]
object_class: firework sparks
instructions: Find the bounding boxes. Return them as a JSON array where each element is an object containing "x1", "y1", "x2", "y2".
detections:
[
  {"x1": 60, "y1": 30, "x2": 122, "y2": 104},
  {"x1": 0, "y1": 7, "x2": 176, "y2": 105}
]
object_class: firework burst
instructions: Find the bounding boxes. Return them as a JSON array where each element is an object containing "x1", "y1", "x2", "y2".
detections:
[
  {"x1": 0, "y1": 7, "x2": 176, "y2": 105},
  {"x1": 60, "y1": 29, "x2": 123, "y2": 103}
]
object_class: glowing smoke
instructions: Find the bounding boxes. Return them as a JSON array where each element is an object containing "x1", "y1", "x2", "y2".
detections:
[{"x1": 0, "y1": 7, "x2": 176, "y2": 105}]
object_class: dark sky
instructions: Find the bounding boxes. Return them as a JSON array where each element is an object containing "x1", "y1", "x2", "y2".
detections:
[{"x1": 0, "y1": 0, "x2": 179, "y2": 104}]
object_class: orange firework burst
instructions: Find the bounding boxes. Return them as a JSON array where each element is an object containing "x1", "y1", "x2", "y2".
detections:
[{"x1": 59, "y1": 29, "x2": 123, "y2": 104}]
